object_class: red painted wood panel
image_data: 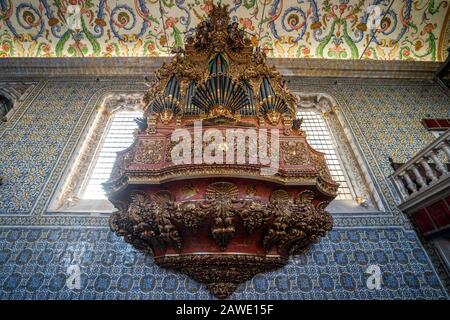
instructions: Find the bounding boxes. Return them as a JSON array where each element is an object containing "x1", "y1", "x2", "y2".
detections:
[
  {"x1": 422, "y1": 118, "x2": 450, "y2": 130},
  {"x1": 413, "y1": 209, "x2": 435, "y2": 233}
]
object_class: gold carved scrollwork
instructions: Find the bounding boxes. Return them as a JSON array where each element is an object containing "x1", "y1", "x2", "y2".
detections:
[
  {"x1": 281, "y1": 141, "x2": 310, "y2": 165},
  {"x1": 263, "y1": 189, "x2": 333, "y2": 254},
  {"x1": 157, "y1": 56, "x2": 205, "y2": 84},
  {"x1": 109, "y1": 190, "x2": 182, "y2": 252},
  {"x1": 310, "y1": 149, "x2": 332, "y2": 180},
  {"x1": 205, "y1": 182, "x2": 239, "y2": 250},
  {"x1": 109, "y1": 181, "x2": 334, "y2": 298},
  {"x1": 165, "y1": 139, "x2": 180, "y2": 164},
  {"x1": 134, "y1": 140, "x2": 164, "y2": 164},
  {"x1": 239, "y1": 201, "x2": 271, "y2": 233},
  {"x1": 111, "y1": 184, "x2": 333, "y2": 257},
  {"x1": 156, "y1": 254, "x2": 286, "y2": 299},
  {"x1": 171, "y1": 201, "x2": 208, "y2": 230}
]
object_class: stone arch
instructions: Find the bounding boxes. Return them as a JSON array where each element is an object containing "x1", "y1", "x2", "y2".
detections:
[
  {"x1": 0, "y1": 83, "x2": 35, "y2": 122},
  {"x1": 0, "y1": 86, "x2": 20, "y2": 105},
  {"x1": 0, "y1": 94, "x2": 13, "y2": 122},
  {"x1": 296, "y1": 92, "x2": 385, "y2": 212},
  {"x1": 48, "y1": 90, "x2": 144, "y2": 212}
]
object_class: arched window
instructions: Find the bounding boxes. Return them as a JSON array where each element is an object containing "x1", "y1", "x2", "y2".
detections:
[
  {"x1": 81, "y1": 110, "x2": 140, "y2": 200},
  {"x1": 297, "y1": 108, "x2": 353, "y2": 200},
  {"x1": 49, "y1": 93, "x2": 143, "y2": 212},
  {"x1": 297, "y1": 92, "x2": 384, "y2": 212}
]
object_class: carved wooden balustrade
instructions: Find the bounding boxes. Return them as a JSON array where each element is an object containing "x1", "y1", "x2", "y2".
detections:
[{"x1": 391, "y1": 129, "x2": 450, "y2": 203}]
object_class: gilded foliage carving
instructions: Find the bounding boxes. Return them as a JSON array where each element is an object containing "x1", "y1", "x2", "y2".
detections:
[
  {"x1": 109, "y1": 179, "x2": 334, "y2": 298},
  {"x1": 263, "y1": 189, "x2": 333, "y2": 253},
  {"x1": 239, "y1": 200, "x2": 272, "y2": 233},
  {"x1": 156, "y1": 254, "x2": 285, "y2": 299},
  {"x1": 281, "y1": 141, "x2": 310, "y2": 165},
  {"x1": 310, "y1": 149, "x2": 332, "y2": 180},
  {"x1": 110, "y1": 190, "x2": 182, "y2": 252},
  {"x1": 205, "y1": 182, "x2": 239, "y2": 250},
  {"x1": 110, "y1": 184, "x2": 333, "y2": 258},
  {"x1": 134, "y1": 140, "x2": 164, "y2": 164},
  {"x1": 171, "y1": 201, "x2": 208, "y2": 230}
]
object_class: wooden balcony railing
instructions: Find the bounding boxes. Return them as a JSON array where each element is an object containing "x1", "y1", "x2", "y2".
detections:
[{"x1": 390, "y1": 129, "x2": 450, "y2": 208}]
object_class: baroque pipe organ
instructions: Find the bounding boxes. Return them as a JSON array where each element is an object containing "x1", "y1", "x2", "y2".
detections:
[{"x1": 104, "y1": 4, "x2": 338, "y2": 299}]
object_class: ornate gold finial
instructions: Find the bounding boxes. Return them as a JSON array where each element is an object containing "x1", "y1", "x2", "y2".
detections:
[
  {"x1": 208, "y1": 104, "x2": 234, "y2": 119},
  {"x1": 184, "y1": 2, "x2": 251, "y2": 54},
  {"x1": 209, "y1": 3, "x2": 230, "y2": 31}
]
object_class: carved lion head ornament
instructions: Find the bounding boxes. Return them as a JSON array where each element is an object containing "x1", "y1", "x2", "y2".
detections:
[{"x1": 104, "y1": 3, "x2": 338, "y2": 299}]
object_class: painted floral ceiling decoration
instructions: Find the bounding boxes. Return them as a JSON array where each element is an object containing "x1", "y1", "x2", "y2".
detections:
[{"x1": 0, "y1": 0, "x2": 449, "y2": 61}]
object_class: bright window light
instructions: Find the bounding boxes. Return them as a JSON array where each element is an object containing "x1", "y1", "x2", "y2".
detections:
[
  {"x1": 82, "y1": 111, "x2": 141, "y2": 199},
  {"x1": 297, "y1": 110, "x2": 353, "y2": 200}
]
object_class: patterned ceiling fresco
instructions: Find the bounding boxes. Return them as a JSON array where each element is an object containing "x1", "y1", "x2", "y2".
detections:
[{"x1": 0, "y1": 0, "x2": 449, "y2": 61}]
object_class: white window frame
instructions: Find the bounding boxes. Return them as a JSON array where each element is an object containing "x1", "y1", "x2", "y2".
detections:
[
  {"x1": 297, "y1": 108, "x2": 355, "y2": 200},
  {"x1": 80, "y1": 110, "x2": 141, "y2": 200},
  {"x1": 48, "y1": 93, "x2": 143, "y2": 213},
  {"x1": 431, "y1": 130, "x2": 448, "y2": 138},
  {"x1": 296, "y1": 92, "x2": 385, "y2": 213}
]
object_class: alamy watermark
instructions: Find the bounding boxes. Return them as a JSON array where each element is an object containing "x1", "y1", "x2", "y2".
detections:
[
  {"x1": 66, "y1": 2, "x2": 82, "y2": 30},
  {"x1": 66, "y1": 264, "x2": 81, "y2": 290},
  {"x1": 366, "y1": 5, "x2": 383, "y2": 32},
  {"x1": 170, "y1": 121, "x2": 280, "y2": 176},
  {"x1": 366, "y1": 264, "x2": 382, "y2": 290}
]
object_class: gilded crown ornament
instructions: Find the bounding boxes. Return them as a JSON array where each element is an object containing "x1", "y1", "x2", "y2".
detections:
[{"x1": 104, "y1": 3, "x2": 338, "y2": 299}]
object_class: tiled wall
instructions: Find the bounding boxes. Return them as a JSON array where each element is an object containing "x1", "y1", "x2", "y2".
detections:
[
  {"x1": 0, "y1": 227, "x2": 445, "y2": 299},
  {"x1": 0, "y1": 77, "x2": 449, "y2": 299}
]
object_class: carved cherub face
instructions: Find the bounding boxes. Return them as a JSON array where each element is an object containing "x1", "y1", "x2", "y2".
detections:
[
  {"x1": 160, "y1": 109, "x2": 174, "y2": 124},
  {"x1": 266, "y1": 109, "x2": 281, "y2": 125}
]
